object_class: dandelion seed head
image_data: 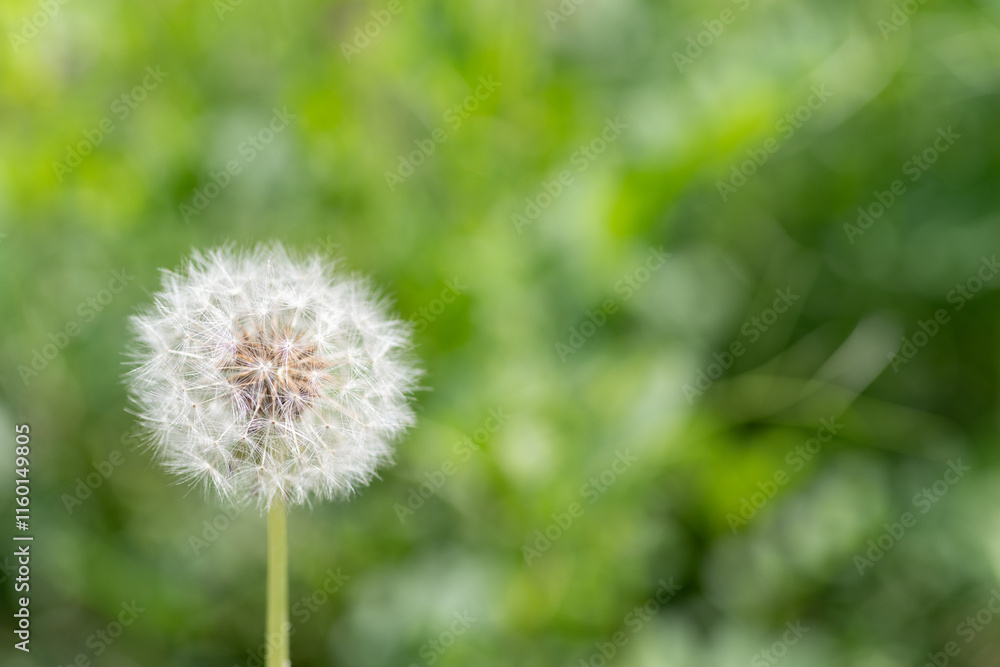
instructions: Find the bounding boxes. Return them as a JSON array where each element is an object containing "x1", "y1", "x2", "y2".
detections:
[{"x1": 125, "y1": 243, "x2": 420, "y2": 510}]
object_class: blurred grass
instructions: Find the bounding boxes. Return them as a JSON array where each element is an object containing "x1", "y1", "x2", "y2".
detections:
[{"x1": 3, "y1": 0, "x2": 1000, "y2": 665}]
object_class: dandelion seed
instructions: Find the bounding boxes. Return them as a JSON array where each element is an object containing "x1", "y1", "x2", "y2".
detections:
[
  {"x1": 125, "y1": 242, "x2": 421, "y2": 667},
  {"x1": 126, "y1": 242, "x2": 420, "y2": 510}
]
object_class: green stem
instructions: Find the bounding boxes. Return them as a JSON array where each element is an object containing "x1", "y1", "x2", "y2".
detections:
[{"x1": 267, "y1": 499, "x2": 289, "y2": 667}]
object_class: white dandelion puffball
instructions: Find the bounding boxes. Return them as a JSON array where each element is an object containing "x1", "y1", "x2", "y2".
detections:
[{"x1": 126, "y1": 243, "x2": 420, "y2": 510}]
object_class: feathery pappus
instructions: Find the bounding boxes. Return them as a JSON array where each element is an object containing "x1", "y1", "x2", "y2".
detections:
[{"x1": 125, "y1": 243, "x2": 420, "y2": 510}]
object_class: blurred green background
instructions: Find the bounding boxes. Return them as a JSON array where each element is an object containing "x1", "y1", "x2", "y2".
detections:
[{"x1": 3, "y1": 0, "x2": 1000, "y2": 665}]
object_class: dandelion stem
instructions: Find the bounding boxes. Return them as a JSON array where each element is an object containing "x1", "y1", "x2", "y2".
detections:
[{"x1": 266, "y1": 499, "x2": 289, "y2": 667}]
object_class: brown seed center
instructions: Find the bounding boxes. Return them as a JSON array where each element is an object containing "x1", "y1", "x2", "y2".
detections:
[{"x1": 222, "y1": 327, "x2": 328, "y2": 422}]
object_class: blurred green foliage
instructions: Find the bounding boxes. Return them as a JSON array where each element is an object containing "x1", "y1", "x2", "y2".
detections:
[{"x1": 3, "y1": 0, "x2": 1000, "y2": 665}]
